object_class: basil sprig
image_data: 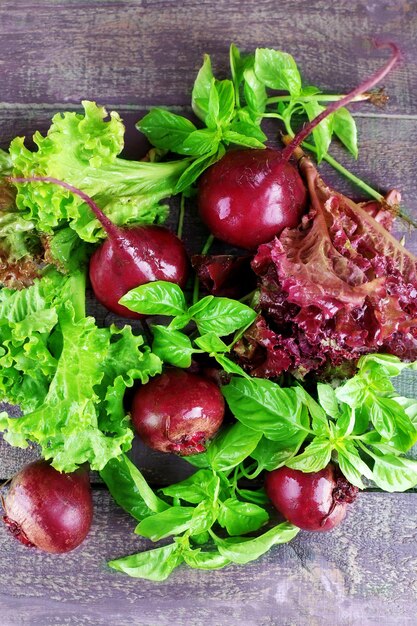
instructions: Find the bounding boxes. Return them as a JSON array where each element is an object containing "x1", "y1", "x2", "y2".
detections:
[
  {"x1": 102, "y1": 452, "x2": 298, "y2": 580},
  {"x1": 136, "y1": 43, "x2": 359, "y2": 193},
  {"x1": 120, "y1": 280, "x2": 256, "y2": 374}
]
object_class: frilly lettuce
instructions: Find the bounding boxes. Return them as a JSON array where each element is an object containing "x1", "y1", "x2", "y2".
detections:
[
  {"x1": 9, "y1": 100, "x2": 189, "y2": 243},
  {"x1": 0, "y1": 269, "x2": 162, "y2": 472}
]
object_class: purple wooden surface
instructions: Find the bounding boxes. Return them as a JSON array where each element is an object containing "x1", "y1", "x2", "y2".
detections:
[
  {"x1": 0, "y1": 490, "x2": 416, "y2": 626},
  {"x1": 0, "y1": 0, "x2": 417, "y2": 623},
  {"x1": 0, "y1": 1, "x2": 416, "y2": 113}
]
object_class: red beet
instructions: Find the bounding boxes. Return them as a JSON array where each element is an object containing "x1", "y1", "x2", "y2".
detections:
[
  {"x1": 8, "y1": 177, "x2": 189, "y2": 319},
  {"x1": 89, "y1": 224, "x2": 189, "y2": 318},
  {"x1": 198, "y1": 42, "x2": 399, "y2": 250},
  {"x1": 2, "y1": 460, "x2": 93, "y2": 553},
  {"x1": 265, "y1": 464, "x2": 358, "y2": 532},
  {"x1": 131, "y1": 368, "x2": 225, "y2": 455},
  {"x1": 199, "y1": 149, "x2": 307, "y2": 249}
]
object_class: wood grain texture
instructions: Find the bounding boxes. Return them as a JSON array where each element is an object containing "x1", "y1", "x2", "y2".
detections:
[
  {"x1": 0, "y1": 0, "x2": 416, "y2": 113},
  {"x1": 0, "y1": 1, "x2": 417, "y2": 622},
  {"x1": 0, "y1": 490, "x2": 416, "y2": 626}
]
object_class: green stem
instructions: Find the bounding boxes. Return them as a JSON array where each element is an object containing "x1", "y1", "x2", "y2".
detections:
[
  {"x1": 260, "y1": 112, "x2": 284, "y2": 120},
  {"x1": 192, "y1": 234, "x2": 214, "y2": 305},
  {"x1": 357, "y1": 440, "x2": 377, "y2": 459},
  {"x1": 283, "y1": 118, "x2": 383, "y2": 201},
  {"x1": 302, "y1": 141, "x2": 383, "y2": 201},
  {"x1": 69, "y1": 269, "x2": 87, "y2": 321},
  {"x1": 266, "y1": 93, "x2": 371, "y2": 105},
  {"x1": 239, "y1": 463, "x2": 263, "y2": 480},
  {"x1": 177, "y1": 193, "x2": 186, "y2": 239}
]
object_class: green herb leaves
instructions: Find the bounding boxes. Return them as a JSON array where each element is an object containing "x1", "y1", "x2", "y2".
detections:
[
  {"x1": 137, "y1": 42, "x2": 360, "y2": 193},
  {"x1": 104, "y1": 449, "x2": 298, "y2": 581},
  {"x1": 254, "y1": 48, "x2": 302, "y2": 95},
  {"x1": 120, "y1": 281, "x2": 257, "y2": 370},
  {"x1": 0, "y1": 271, "x2": 162, "y2": 472},
  {"x1": 217, "y1": 354, "x2": 417, "y2": 491}
]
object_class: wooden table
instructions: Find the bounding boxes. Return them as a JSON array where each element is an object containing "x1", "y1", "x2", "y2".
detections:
[{"x1": 1, "y1": 1, "x2": 417, "y2": 624}]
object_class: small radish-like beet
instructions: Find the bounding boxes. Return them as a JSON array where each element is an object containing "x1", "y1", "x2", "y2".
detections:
[
  {"x1": 8, "y1": 177, "x2": 189, "y2": 319},
  {"x1": 265, "y1": 464, "x2": 358, "y2": 531},
  {"x1": 198, "y1": 42, "x2": 399, "y2": 250},
  {"x1": 131, "y1": 368, "x2": 225, "y2": 455},
  {"x1": 89, "y1": 224, "x2": 189, "y2": 318},
  {"x1": 2, "y1": 460, "x2": 93, "y2": 553}
]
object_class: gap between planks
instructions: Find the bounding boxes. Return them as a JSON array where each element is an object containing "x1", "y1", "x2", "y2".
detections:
[{"x1": 1, "y1": 102, "x2": 417, "y2": 121}]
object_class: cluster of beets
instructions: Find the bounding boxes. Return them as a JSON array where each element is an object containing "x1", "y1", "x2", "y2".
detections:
[{"x1": 2, "y1": 43, "x2": 406, "y2": 552}]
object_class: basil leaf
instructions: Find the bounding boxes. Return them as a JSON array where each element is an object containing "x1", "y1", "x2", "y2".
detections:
[
  {"x1": 390, "y1": 396, "x2": 417, "y2": 452},
  {"x1": 120, "y1": 281, "x2": 187, "y2": 316},
  {"x1": 236, "y1": 487, "x2": 269, "y2": 506},
  {"x1": 369, "y1": 396, "x2": 399, "y2": 440},
  {"x1": 286, "y1": 438, "x2": 332, "y2": 472},
  {"x1": 206, "y1": 78, "x2": 220, "y2": 130},
  {"x1": 222, "y1": 377, "x2": 306, "y2": 443},
  {"x1": 100, "y1": 455, "x2": 154, "y2": 521},
  {"x1": 108, "y1": 543, "x2": 182, "y2": 581},
  {"x1": 222, "y1": 130, "x2": 265, "y2": 149},
  {"x1": 335, "y1": 374, "x2": 368, "y2": 408},
  {"x1": 192, "y1": 54, "x2": 214, "y2": 122},
  {"x1": 101, "y1": 453, "x2": 168, "y2": 516},
  {"x1": 218, "y1": 498, "x2": 269, "y2": 536},
  {"x1": 303, "y1": 101, "x2": 333, "y2": 163},
  {"x1": 254, "y1": 48, "x2": 301, "y2": 95},
  {"x1": 251, "y1": 436, "x2": 300, "y2": 471},
  {"x1": 181, "y1": 128, "x2": 220, "y2": 156},
  {"x1": 136, "y1": 109, "x2": 197, "y2": 153},
  {"x1": 194, "y1": 332, "x2": 229, "y2": 354},
  {"x1": 243, "y1": 66, "x2": 267, "y2": 116},
  {"x1": 189, "y1": 499, "x2": 218, "y2": 535},
  {"x1": 187, "y1": 295, "x2": 214, "y2": 317},
  {"x1": 206, "y1": 421, "x2": 262, "y2": 471},
  {"x1": 185, "y1": 451, "x2": 210, "y2": 469},
  {"x1": 160, "y1": 469, "x2": 219, "y2": 504},
  {"x1": 216, "y1": 80, "x2": 235, "y2": 127},
  {"x1": 229, "y1": 43, "x2": 254, "y2": 100},
  {"x1": 151, "y1": 325, "x2": 195, "y2": 368},
  {"x1": 333, "y1": 107, "x2": 358, "y2": 159},
  {"x1": 371, "y1": 452, "x2": 417, "y2": 492},
  {"x1": 296, "y1": 386, "x2": 329, "y2": 436},
  {"x1": 393, "y1": 396, "x2": 417, "y2": 429},
  {"x1": 214, "y1": 354, "x2": 251, "y2": 379},
  {"x1": 335, "y1": 441, "x2": 372, "y2": 489},
  {"x1": 229, "y1": 118, "x2": 267, "y2": 142},
  {"x1": 317, "y1": 383, "x2": 340, "y2": 419},
  {"x1": 214, "y1": 522, "x2": 299, "y2": 565},
  {"x1": 184, "y1": 547, "x2": 230, "y2": 570},
  {"x1": 175, "y1": 147, "x2": 225, "y2": 193},
  {"x1": 135, "y1": 506, "x2": 194, "y2": 541},
  {"x1": 358, "y1": 353, "x2": 417, "y2": 378},
  {"x1": 192, "y1": 297, "x2": 256, "y2": 336},
  {"x1": 230, "y1": 43, "x2": 243, "y2": 93},
  {"x1": 334, "y1": 404, "x2": 357, "y2": 438},
  {"x1": 167, "y1": 313, "x2": 192, "y2": 331}
]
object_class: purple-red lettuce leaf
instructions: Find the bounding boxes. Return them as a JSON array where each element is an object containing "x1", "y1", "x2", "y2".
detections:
[{"x1": 235, "y1": 157, "x2": 417, "y2": 377}]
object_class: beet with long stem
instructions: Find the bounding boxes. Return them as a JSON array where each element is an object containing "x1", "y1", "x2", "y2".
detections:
[
  {"x1": 8, "y1": 176, "x2": 190, "y2": 318},
  {"x1": 198, "y1": 42, "x2": 400, "y2": 250}
]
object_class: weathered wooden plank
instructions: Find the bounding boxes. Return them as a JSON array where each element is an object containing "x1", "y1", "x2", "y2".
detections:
[
  {"x1": 0, "y1": 490, "x2": 415, "y2": 626},
  {"x1": 0, "y1": 0, "x2": 416, "y2": 114}
]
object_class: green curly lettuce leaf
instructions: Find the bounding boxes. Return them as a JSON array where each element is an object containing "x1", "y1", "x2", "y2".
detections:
[
  {"x1": 0, "y1": 269, "x2": 162, "y2": 471},
  {"x1": 9, "y1": 100, "x2": 190, "y2": 242}
]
